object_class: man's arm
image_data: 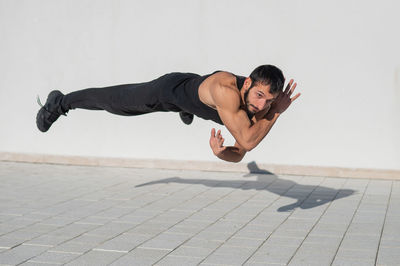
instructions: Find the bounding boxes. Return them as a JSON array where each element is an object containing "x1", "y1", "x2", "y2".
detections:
[{"x1": 211, "y1": 79, "x2": 299, "y2": 151}]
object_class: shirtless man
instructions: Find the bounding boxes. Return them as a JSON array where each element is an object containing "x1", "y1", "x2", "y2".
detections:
[{"x1": 36, "y1": 65, "x2": 300, "y2": 163}]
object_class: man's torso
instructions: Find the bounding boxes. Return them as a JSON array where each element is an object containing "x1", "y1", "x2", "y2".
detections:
[{"x1": 153, "y1": 71, "x2": 247, "y2": 125}]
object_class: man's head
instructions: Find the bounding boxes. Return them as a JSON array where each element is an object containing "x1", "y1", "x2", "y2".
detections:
[{"x1": 243, "y1": 65, "x2": 285, "y2": 115}]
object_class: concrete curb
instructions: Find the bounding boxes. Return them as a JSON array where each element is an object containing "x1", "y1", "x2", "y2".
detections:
[{"x1": 0, "y1": 151, "x2": 399, "y2": 180}]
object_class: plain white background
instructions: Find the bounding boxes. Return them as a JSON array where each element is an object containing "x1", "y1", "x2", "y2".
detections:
[{"x1": 1, "y1": 0, "x2": 399, "y2": 170}]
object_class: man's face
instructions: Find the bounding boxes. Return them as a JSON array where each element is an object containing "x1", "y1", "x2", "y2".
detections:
[{"x1": 244, "y1": 83, "x2": 278, "y2": 115}]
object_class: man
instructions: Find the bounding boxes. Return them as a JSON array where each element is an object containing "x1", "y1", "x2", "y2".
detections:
[{"x1": 36, "y1": 65, "x2": 300, "y2": 162}]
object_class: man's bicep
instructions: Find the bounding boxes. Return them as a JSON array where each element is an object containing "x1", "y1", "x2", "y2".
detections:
[
  {"x1": 210, "y1": 82, "x2": 252, "y2": 149},
  {"x1": 217, "y1": 107, "x2": 252, "y2": 149}
]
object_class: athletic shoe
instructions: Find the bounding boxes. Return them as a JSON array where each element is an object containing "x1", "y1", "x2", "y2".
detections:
[
  {"x1": 179, "y1": 111, "x2": 194, "y2": 125},
  {"x1": 36, "y1": 90, "x2": 67, "y2": 132}
]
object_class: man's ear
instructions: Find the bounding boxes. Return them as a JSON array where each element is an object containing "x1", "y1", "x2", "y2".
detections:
[{"x1": 243, "y1": 77, "x2": 252, "y2": 91}]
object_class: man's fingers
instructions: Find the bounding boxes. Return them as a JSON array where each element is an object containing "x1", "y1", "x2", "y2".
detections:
[
  {"x1": 288, "y1": 83, "x2": 297, "y2": 96},
  {"x1": 284, "y1": 79, "x2": 294, "y2": 94},
  {"x1": 211, "y1": 128, "x2": 215, "y2": 137},
  {"x1": 211, "y1": 129, "x2": 226, "y2": 145},
  {"x1": 217, "y1": 129, "x2": 221, "y2": 138},
  {"x1": 284, "y1": 79, "x2": 293, "y2": 93},
  {"x1": 291, "y1": 93, "x2": 301, "y2": 102}
]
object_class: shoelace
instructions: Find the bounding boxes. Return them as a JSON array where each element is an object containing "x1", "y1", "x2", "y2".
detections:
[
  {"x1": 36, "y1": 95, "x2": 67, "y2": 116},
  {"x1": 36, "y1": 95, "x2": 44, "y2": 107}
]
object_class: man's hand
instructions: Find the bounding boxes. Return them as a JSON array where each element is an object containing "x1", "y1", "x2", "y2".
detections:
[
  {"x1": 269, "y1": 79, "x2": 301, "y2": 115},
  {"x1": 209, "y1": 128, "x2": 227, "y2": 156},
  {"x1": 209, "y1": 128, "x2": 247, "y2": 162}
]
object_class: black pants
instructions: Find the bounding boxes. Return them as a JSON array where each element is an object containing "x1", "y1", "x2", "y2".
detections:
[
  {"x1": 58, "y1": 72, "x2": 226, "y2": 125},
  {"x1": 60, "y1": 74, "x2": 177, "y2": 116}
]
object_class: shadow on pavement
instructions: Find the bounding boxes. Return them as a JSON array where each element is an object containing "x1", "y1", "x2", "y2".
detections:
[{"x1": 135, "y1": 161, "x2": 355, "y2": 212}]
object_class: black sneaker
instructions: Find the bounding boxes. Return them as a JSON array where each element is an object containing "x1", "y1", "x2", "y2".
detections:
[
  {"x1": 36, "y1": 90, "x2": 67, "y2": 132},
  {"x1": 179, "y1": 111, "x2": 194, "y2": 125}
]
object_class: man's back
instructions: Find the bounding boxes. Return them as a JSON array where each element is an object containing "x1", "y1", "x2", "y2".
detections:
[{"x1": 198, "y1": 71, "x2": 244, "y2": 110}]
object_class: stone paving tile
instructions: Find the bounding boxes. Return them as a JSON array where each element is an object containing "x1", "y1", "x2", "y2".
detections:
[
  {"x1": 0, "y1": 162, "x2": 398, "y2": 265},
  {"x1": 382, "y1": 228, "x2": 400, "y2": 240},
  {"x1": 27, "y1": 250, "x2": 82, "y2": 264},
  {"x1": 223, "y1": 213, "x2": 259, "y2": 222},
  {"x1": 194, "y1": 230, "x2": 235, "y2": 241},
  {"x1": 156, "y1": 255, "x2": 204, "y2": 265},
  {"x1": 139, "y1": 232, "x2": 192, "y2": 250},
  {"x1": 85, "y1": 221, "x2": 135, "y2": 238},
  {"x1": 20, "y1": 261, "x2": 61, "y2": 266},
  {"x1": 335, "y1": 248, "x2": 377, "y2": 261},
  {"x1": 308, "y1": 225, "x2": 347, "y2": 238},
  {"x1": 201, "y1": 252, "x2": 253, "y2": 265},
  {"x1": 205, "y1": 220, "x2": 245, "y2": 234},
  {"x1": 23, "y1": 223, "x2": 61, "y2": 234},
  {"x1": 39, "y1": 217, "x2": 78, "y2": 227},
  {"x1": 1, "y1": 229, "x2": 44, "y2": 242},
  {"x1": 125, "y1": 222, "x2": 170, "y2": 236},
  {"x1": 64, "y1": 250, "x2": 126, "y2": 265},
  {"x1": 272, "y1": 228, "x2": 309, "y2": 239},
  {"x1": 46, "y1": 223, "x2": 99, "y2": 239},
  {"x1": 318, "y1": 212, "x2": 354, "y2": 225},
  {"x1": 0, "y1": 244, "x2": 50, "y2": 265},
  {"x1": 244, "y1": 263, "x2": 286, "y2": 266},
  {"x1": 213, "y1": 244, "x2": 255, "y2": 256},
  {"x1": 277, "y1": 218, "x2": 316, "y2": 232},
  {"x1": 183, "y1": 238, "x2": 223, "y2": 249},
  {"x1": 339, "y1": 234, "x2": 380, "y2": 250},
  {"x1": 249, "y1": 214, "x2": 288, "y2": 227},
  {"x1": 117, "y1": 214, "x2": 152, "y2": 224},
  {"x1": 93, "y1": 233, "x2": 151, "y2": 252},
  {"x1": 110, "y1": 247, "x2": 170, "y2": 265},
  {"x1": 380, "y1": 238, "x2": 400, "y2": 248},
  {"x1": 74, "y1": 216, "x2": 115, "y2": 225},
  {"x1": 2, "y1": 218, "x2": 38, "y2": 229},
  {"x1": 66, "y1": 233, "x2": 109, "y2": 245},
  {"x1": 247, "y1": 244, "x2": 299, "y2": 264},
  {"x1": 288, "y1": 243, "x2": 337, "y2": 265},
  {"x1": 0, "y1": 236, "x2": 26, "y2": 249},
  {"x1": 24, "y1": 234, "x2": 73, "y2": 247},
  {"x1": 264, "y1": 236, "x2": 305, "y2": 247},
  {"x1": 92, "y1": 207, "x2": 137, "y2": 219},
  {"x1": 352, "y1": 211, "x2": 386, "y2": 224},
  {"x1": 240, "y1": 223, "x2": 276, "y2": 233},
  {"x1": 346, "y1": 222, "x2": 383, "y2": 236},
  {"x1": 0, "y1": 214, "x2": 20, "y2": 223},
  {"x1": 224, "y1": 236, "x2": 266, "y2": 248},
  {"x1": 49, "y1": 241, "x2": 97, "y2": 254},
  {"x1": 302, "y1": 235, "x2": 342, "y2": 248},
  {"x1": 169, "y1": 245, "x2": 214, "y2": 258},
  {"x1": 174, "y1": 219, "x2": 213, "y2": 229},
  {"x1": 331, "y1": 257, "x2": 376, "y2": 266},
  {"x1": 376, "y1": 246, "x2": 400, "y2": 266},
  {"x1": 164, "y1": 225, "x2": 205, "y2": 235},
  {"x1": 188, "y1": 210, "x2": 226, "y2": 222}
]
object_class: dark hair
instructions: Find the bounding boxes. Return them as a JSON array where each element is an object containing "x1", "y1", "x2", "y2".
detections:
[{"x1": 249, "y1": 65, "x2": 285, "y2": 94}]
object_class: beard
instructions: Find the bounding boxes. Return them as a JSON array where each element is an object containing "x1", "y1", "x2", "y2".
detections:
[{"x1": 244, "y1": 89, "x2": 255, "y2": 116}]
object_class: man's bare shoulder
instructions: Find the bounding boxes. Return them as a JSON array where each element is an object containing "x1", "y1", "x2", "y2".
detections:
[
  {"x1": 199, "y1": 71, "x2": 241, "y2": 110},
  {"x1": 209, "y1": 71, "x2": 237, "y2": 87},
  {"x1": 210, "y1": 72, "x2": 242, "y2": 110}
]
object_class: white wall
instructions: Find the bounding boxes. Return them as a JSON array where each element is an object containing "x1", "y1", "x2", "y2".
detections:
[{"x1": 1, "y1": 0, "x2": 399, "y2": 170}]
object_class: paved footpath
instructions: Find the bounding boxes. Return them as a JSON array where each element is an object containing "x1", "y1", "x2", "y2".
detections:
[{"x1": 0, "y1": 161, "x2": 399, "y2": 266}]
